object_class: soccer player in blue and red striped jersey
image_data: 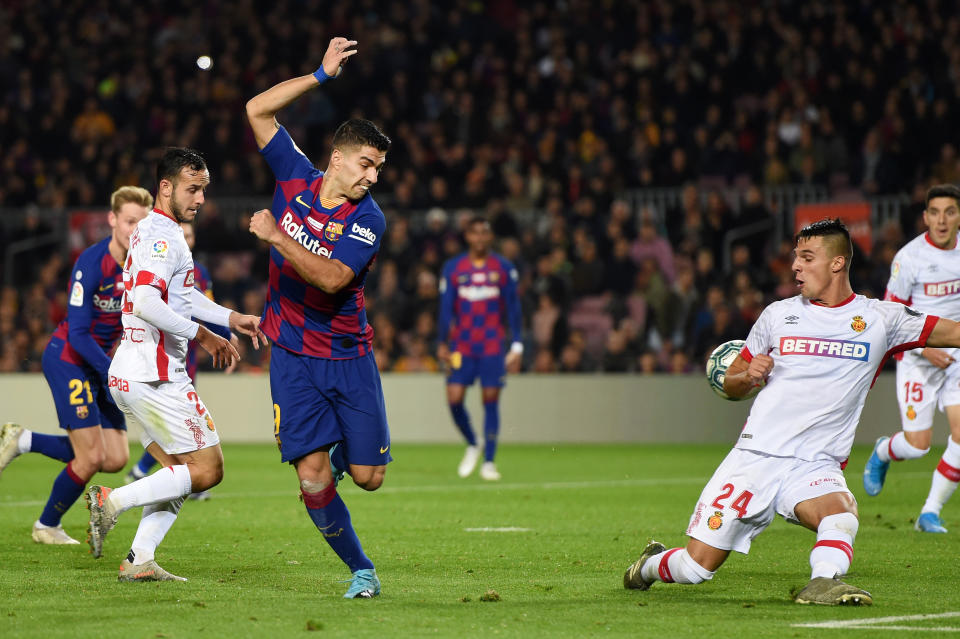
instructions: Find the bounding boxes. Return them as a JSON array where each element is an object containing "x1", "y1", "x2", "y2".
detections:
[
  {"x1": 246, "y1": 36, "x2": 390, "y2": 599},
  {"x1": 0, "y1": 186, "x2": 151, "y2": 544},
  {"x1": 125, "y1": 221, "x2": 233, "y2": 497},
  {"x1": 436, "y1": 217, "x2": 523, "y2": 481}
]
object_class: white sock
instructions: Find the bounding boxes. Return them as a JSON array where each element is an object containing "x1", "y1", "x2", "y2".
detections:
[
  {"x1": 876, "y1": 432, "x2": 928, "y2": 462},
  {"x1": 17, "y1": 429, "x2": 32, "y2": 455},
  {"x1": 108, "y1": 465, "x2": 193, "y2": 515},
  {"x1": 129, "y1": 497, "x2": 184, "y2": 564},
  {"x1": 640, "y1": 548, "x2": 714, "y2": 585},
  {"x1": 922, "y1": 437, "x2": 960, "y2": 515},
  {"x1": 810, "y1": 513, "x2": 858, "y2": 579}
]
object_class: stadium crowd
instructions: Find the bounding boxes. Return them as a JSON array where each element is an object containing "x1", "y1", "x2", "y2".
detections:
[{"x1": 0, "y1": 0, "x2": 956, "y2": 374}]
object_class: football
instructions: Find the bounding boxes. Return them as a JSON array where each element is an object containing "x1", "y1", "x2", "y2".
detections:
[{"x1": 705, "y1": 339, "x2": 759, "y2": 401}]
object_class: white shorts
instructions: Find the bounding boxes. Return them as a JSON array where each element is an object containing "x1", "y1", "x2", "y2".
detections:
[
  {"x1": 685, "y1": 448, "x2": 852, "y2": 555},
  {"x1": 109, "y1": 377, "x2": 220, "y2": 455},
  {"x1": 895, "y1": 349, "x2": 960, "y2": 432}
]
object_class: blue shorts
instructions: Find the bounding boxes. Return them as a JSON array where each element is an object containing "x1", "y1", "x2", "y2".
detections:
[
  {"x1": 269, "y1": 345, "x2": 391, "y2": 466},
  {"x1": 446, "y1": 353, "x2": 505, "y2": 388},
  {"x1": 41, "y1": 339, "x2": 125, "y2": 431}
]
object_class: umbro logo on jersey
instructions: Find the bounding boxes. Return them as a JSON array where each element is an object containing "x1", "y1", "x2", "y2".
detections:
[{"x1": 784, "y1": 315, "x2": 799, "y2": 325}]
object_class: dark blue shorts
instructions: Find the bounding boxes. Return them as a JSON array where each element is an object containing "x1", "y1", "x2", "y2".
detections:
[
  {"x1": 41, "y1": 339, "x2": 125, "y2": 431},
  {"x1": 269, "y1": 345, "x2": 391, "y2": 466},
  {"x1": 446, "y1": 353, "x2": 505, "y2": 388}
]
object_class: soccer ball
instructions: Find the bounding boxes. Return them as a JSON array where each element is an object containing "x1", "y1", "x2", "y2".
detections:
[{"x1": 705, "y1": 339, "x2": 758, "y2": 401}]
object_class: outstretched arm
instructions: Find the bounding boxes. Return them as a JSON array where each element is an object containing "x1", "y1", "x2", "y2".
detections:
[
  {"x1": 245, "y1": 38, "x2": 358, "y2": 149},
  {"x1": 925, "y1": 317, "x2": 960, "y2": 349},
  {"x1": 722, "y1": 353, "x2": 772, "y2": 399}
]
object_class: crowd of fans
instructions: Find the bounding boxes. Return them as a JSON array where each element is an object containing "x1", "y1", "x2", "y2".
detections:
[{"x1": 1, "y1": 0, "x2": 956, "y2": 374}]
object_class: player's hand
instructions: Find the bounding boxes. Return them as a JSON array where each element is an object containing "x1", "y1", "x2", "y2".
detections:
[
  {"x1": 196, "y1": 325, "x2": 240, "y2": 369},
  {"x1": 322, "y1": 38, "x2": 358, "y2": 78},
  {"x1": 249, "y1": 209, "x2": 280, "y2": 245},
  {"x1": 224, "y1": 335, "x2": 241, "y2": 374},
  {"x1": 228, "y1": 312, "x2": 266, "y2": 351},
  {"x1": 746, "y1": 353, "x2": 774, "y2": 386},
  {"x1": 922, "y1": 347, "x2": 955, "y2": 369},
  {"x1": 505, "y1": 351, "x2": 522, "y2": 374},
  {"x1": 436, "y1": 343, "x2": 450, "y2": 369}
]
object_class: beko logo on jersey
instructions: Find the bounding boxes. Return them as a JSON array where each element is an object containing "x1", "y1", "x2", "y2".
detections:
[
  {"x1": 348, "y1": 223, "x2": 376, "y2": 245},
  {"x1": 458, "y1": 285, "x2": 499, "y2": 302},
  {"x1": 779, "y1": 337, "x2": 870, "y2": 361},
  {"x1": 924, "y1": 279, "x2": 960, "y2": 296},
  {"x1": 279, "y1": 212, "x2": 331, "y2": 257}
]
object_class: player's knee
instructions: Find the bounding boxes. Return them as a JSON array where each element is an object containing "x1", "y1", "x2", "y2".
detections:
[
  {"x1": 819, "y1": 512, "x2": 859, "y2": 540},
  {"x1": 903, "y1": 430, "x2": 932, "y2": 455},
  {"x1": 76, "y1": 446, "x2": 107, "y2": 473},
  {"x1": 300, "y1": 478, "x2": 329, "y2": 494},
  {"x1": 351, "y1": 466, "x2": 385, "y2": 491},
  {"x1": 191, "y1": 462, "x2": 224, "y2": 491},
  {"x1": 101, "y1": 449, "x2": 129, "y2": 473}
]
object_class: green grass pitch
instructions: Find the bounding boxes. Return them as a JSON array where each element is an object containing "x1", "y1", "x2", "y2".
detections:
[{"x1": 1, "y1": 442, "x2": 959, "y2": 638}]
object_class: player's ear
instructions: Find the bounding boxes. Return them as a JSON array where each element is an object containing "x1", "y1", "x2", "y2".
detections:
[
  {"x1": 330, "y1": 148, "x2": 342, "y2": 169},
  {"x1": 832, "y1": 255, "x2": 844, "y2": 273},
  {"x1": 159, "y1": 178, "x2": 173, "y2": 198}
]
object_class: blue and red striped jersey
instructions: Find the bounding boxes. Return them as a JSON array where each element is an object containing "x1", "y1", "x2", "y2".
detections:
[
  {"x1": 259, "y1": 125, "x2": 384, "y2": 359},
  {"x1": 50, "y1": 236, "x2": 124, "y2": 378},
  {"x1": 438, "y1": 252, "x2": 522, "y2": 357},
  {"x1": 186, "y1": 261, "x2": 231, "y2": 381}
]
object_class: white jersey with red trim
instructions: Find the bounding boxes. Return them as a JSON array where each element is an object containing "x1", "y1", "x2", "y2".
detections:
[
  {"x1": 738, "y1": 294, "x2": 937, "y2": 462},
  {"x1": 110, "y1": 209, "x2": 195, "y2": 382},
  {"x1": 886, "y1": 232, "x2": 960, "y2": 313},
  {"x1": 886, "y1": 232, "x2": 960, "y2": 362}
]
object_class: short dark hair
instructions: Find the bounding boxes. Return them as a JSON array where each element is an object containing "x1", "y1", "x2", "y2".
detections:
[
  {"x1": 796, "y1": 218, "x2": 853, "y2": 270},
  {"x1": 331, "y1": 119, "x2": 391, "y2": 153},
  {"x1": 925, "y1": 184, "x2": 960, "y2": 208},
  {"x1": 156, "y1": 147, "x2": 207, "y2": 187},
  {"x1": 466, "y1": 215, "x2": 490, "y2": 230}
]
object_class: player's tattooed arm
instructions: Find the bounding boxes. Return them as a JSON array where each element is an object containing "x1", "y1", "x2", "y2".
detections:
[
  {"x1": 249, "y1": 209, "x2": 354, "y2": 293},
  {"x1": 723, "y1": 353, "x2": 772, "y2": 398}
]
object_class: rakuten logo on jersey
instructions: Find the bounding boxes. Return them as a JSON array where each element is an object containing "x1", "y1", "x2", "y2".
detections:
[
  {"x1": 92, "y1": 294, "x2": 123, "y2": 312},
  {"x1": 280, "y1": 212, "x2": 330, "y2": 257},
  {"x1": 779, "y1": 337, "x2": 870, "y2": 361},
  {"x1": 924, "y1": 279, "x2": 960, "y2": 296},
  {"x1": 458, "y1": 285, "x2": 499, "y2": 302}
]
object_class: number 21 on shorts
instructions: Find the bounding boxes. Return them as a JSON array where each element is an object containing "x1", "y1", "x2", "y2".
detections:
[{"x1": 711, "y1": 483, "x2": 754, "y2": 518}]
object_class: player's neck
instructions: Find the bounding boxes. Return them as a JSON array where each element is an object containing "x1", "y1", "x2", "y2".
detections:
[
  {"x1": 811, "y1": 279, "x2": 855, "y2": 307},
  {"x1": 318, "y1": 172, "x2": 348, "y2": 206},
  {"x1": 153, "y1": 199, "x2": 178, "y2": 222},
  {"x1": 107, "y1": 236, "x2": 125, "y2": 267},
  {"x1": 469, "y1": 250, "x2": 489, "y2": 264}
]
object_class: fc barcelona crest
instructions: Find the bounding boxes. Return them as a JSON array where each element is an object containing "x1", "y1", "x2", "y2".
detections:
[
  {"x1": 851, "y1": 316, "x2": 866, "y2": 332},
  {"x1": 76, "y1": 405, "x2": 89, "y2": 419},
  {"x1": 324, "y1": 221, "x2": 344, "y2": 242}
]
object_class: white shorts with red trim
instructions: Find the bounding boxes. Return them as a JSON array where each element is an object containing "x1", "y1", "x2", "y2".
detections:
[
  {"x1": 685, "y1": 448, "x2": 852, "y2": 555},
  {"x1": 895, "y1": 348, "x2": 960, "y2": 432},
  {"x1": 110, "y1": 377, "x2": 219, "y2": 455}
]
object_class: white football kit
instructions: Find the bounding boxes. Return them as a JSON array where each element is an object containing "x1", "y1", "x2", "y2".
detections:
[
  {"x1": 109, "y1": 209, "x2": 230, "y2": 454},
  {"x1": 687, "y1": 294, "x2": 937, "y2": 553},
  {"x1": 886, "y1": 232, "x2": 960, "y2": 431}
]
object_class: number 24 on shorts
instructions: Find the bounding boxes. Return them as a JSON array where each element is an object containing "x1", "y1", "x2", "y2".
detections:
[{"x1": 711, "y1": 483, "x2": 754, "y2": 518}]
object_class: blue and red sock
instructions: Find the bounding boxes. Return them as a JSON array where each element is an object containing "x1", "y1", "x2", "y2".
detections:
[
  {"x1": 302, "y1": 484, "x2": 373, "y2": 572},
  {"x1": 483, "y1": 399, "x2": 499, "y2": 462},
  {"x1": 449, "y1": 403, "x2": 476, "y2": 446},
  {"x1": 38, "y1": 461, "x2": 87, "y2": 527},
  {"x1": 30, "y1": 433, "x2": 74, "y2": 463}
]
